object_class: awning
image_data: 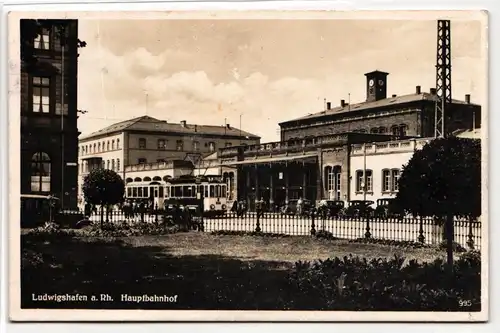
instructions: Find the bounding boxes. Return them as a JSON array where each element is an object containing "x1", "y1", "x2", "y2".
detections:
[{"x1": 222, "y1": 154, "x2": 318, "y2": 166}]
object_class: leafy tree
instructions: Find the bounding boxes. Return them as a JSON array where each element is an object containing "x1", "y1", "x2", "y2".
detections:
[
  {"x1": 395, "y1": 137, "x2": 481, "y2": 266},
  {"x1": 396, "y1": 137, "x2": 481, "y2": 218},
  {"x1": 20, "y1": 19, "x2": 87, "y2": 68},
  {"x1": 82, "y1": 169, "x2": 125, "y2": 224}
]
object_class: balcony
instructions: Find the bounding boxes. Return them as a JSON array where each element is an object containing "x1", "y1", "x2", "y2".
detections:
[
  {"x1": 218, "y1": 132, "x2": 396, "y2": 159},
  {"x1": 124, "y1": 160, "x2": 193, "y2": 172},
  {"x1": 351, "y1": 138, "x2": 431, "y2": 155}
]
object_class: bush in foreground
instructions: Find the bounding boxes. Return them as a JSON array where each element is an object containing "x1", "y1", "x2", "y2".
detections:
[
  {"x1": 288, "y1": 252, "x2": 481, "y2": 311},
  {"x1": 210, "y1": 230, "x2": 290, "y2": 238},
  {"x1": 349, "y1": 238, "x2": 431, "y2": 249}
]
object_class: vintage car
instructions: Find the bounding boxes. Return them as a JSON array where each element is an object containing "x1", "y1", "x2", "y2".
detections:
[
  {"x1": 339, "y1": 200, "x2": 375, "y2": 218},
  {"x1": 374, "y1": 198, "x2": 405, "y2": 218},
  {"x1": 281, "y1": 199, "x2": 314, "y2": 216},
  {"x1": 317, "y1": 200, "x2": 345, "y2": 218}
]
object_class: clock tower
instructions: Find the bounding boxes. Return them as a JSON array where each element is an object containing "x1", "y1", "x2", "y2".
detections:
[{"x1": 365, "y1": 70, "x2": 389, "y2": 102}]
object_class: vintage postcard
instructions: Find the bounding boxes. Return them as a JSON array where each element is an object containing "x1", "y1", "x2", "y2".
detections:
[{"x1": 8, "y1": 10, "x2": 488, "y2": 322}]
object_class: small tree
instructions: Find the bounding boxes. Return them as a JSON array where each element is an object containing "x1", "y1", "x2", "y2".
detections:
[
  {"x1": 395, "y1": 137, "x2": 481, "y2": 265},
  {"x1": 82, "y1": 169, "x2": 125, "y2": 225}
]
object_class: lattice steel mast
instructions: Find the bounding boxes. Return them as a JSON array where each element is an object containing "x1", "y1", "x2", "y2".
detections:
[{"x1": 435, "y1": 20, "x2": 452, "y2": 138}]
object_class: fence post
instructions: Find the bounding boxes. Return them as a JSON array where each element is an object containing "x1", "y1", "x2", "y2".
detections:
[
  {"x1": 310, "y1": 210, "x2": 316, "y2": 235},
  {"x1": 364, "y1": 214, "x2": 371, "y2": 238},
  {"x1": 467, "y1": 216, "x2": 475, "y2": 250},
  {"x1": 418, "y1": 216, "x2": 425, "y2": 243},
  {"x1": 255, "y1": 212, "x2": 261, "y2": 232}
]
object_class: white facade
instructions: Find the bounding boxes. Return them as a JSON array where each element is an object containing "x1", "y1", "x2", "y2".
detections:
[
  {"x1": 349, "y1": 139, "x2": 431, "y2": 204},
  {"x1": 78, "y1": 133, "x2": 125, "y2": 204}
]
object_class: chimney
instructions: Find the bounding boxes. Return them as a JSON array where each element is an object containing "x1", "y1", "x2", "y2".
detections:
[
  {"x1": 340, "y1": 100, "x2": 346, "y2": 108},
  {"x1": 226, "y1": 123, "x2": 231, "y2": 129},
  {"x1": 194, "y1": 124, "x2": 197, "y2": 132},
  {"x1": 416, "y1": 85, "x2": 421, "y2": 94},
  {"x1": 465, "y1": 94, "x2": 471, "y2": 104},
  {"x1": 392, "y1": 94, "x2": 397, "y2": 98},
  {"x1": 430, "y1": 88, "x2": 437, "y2": 95},
  {"x1": 326, "y1": 102, "x2": 331, "y2": 110},
  {"x1": 180, "y1": 120, "x2": 187, "y2": 127}
]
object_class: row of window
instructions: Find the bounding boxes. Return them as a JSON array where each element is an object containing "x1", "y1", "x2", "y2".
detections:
[
  {"x1": 352, "y1": 124, "x2": 408, "y2": 136},
  {"x1": 137, "y1": 138, "x2": 232, "y2": 152},
  {"x1": 80, "y1": 159, "x2": 121, "y2": 173},
  {"x1": 80, "y1": 139, "x2": 120, "y2": 155},
  {"x1": 355, "y1": 169, "x2": 400, "y2": 193}
]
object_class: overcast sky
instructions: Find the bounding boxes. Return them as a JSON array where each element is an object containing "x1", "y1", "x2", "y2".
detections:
[{"x1": 76, "y1": 18, "x2": 484, "y2": 142}]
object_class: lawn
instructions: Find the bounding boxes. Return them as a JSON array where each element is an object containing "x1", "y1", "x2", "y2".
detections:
[{"x1": 21, "y1": 231, "x2": 470, "y2": 310}]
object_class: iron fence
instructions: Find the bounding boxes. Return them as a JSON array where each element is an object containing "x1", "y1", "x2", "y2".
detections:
[{"x1": 80, "y1": 209, "x2": 482, "y2": 251}]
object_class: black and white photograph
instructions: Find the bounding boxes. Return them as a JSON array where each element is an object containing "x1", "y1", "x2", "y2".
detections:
[{"x1": 8, "y1": 10, "x2": 488, "y2": 321}]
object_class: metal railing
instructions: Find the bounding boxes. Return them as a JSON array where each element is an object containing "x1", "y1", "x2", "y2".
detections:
[{"x1": 79, "y1": 208, "x2": 482, "y2": 251}]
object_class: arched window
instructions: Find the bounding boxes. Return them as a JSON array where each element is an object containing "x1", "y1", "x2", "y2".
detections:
[
  {"x1": 391, "y1": 125, "x2": 400, "y2": 136},
  {"x1": 31, "y1": 152, "x2": 51, "y2": 192},
  {"x1": 116, "y1": 159, "x2": 120, "y2": 171},
  {"x1": 112, "y1": 140, "x2": 115, "y2": 150},
  {"x1": 399, "y1": 124, "x2": 408, "y2": 137},
  {"x1": 93, "y1": 143, "x2": 96, "y2": 153},
  {"x1": 379, "y1": 127, "x2": 387, "y2": 134},
  {"x1": 98, "y1": 142, "x2": 101, "y2": 152},
  {"x1": 107, "y1": 160, "x2": 110, "y2": 169},
  {"x1": 111, "y1": 159, "x2": 115, "y2": 170},
  {"x1": 117, "y1": 139, "x2": 120, "y2": 149}
]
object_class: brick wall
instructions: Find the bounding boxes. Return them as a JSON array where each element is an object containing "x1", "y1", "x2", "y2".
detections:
[{"x1": 282, "y1": 111, "x2": 420, "y2": 141}]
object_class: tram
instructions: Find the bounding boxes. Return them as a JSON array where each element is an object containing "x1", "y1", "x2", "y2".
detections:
[
  {"x1": 124, "y1": 175, "x2": 228, "y2": 216},
  {"x1": 164, "y1": 175, "x2": 228, "y2": 217},
  {"x1": 125, "y1": 181, "x2": 165, "y2": 210}
]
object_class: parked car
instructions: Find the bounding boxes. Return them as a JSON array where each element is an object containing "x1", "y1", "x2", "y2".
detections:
[
  {"x1": 374, "y1": 198, "x2": 405, "y2": 218},
  {"x1": 281, "y1": 199, "x2": 314, "y2": 216},
  {"x1": 339, "y1": 200, "x2": 375, "y2": 218},
  {"x1": 317, "y1": 200, "x2": 345, "y2": 218}
]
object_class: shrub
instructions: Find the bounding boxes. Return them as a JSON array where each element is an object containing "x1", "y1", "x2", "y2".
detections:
[
  {"x1": 210, "y1": 230, "x2": 290, "y2": 238},
  {"x1": 438, "y1": 240, "x2": 467, "y2": 253},
  {"x1": 79, "y1": 221, "x2": 180, "y2": 237},
  {"x1": 349, "y1": 238, "x2": 431, "y2": 249},
  {"x1": 314, "y1": 230, "x2": 339, "y2": 240},
  {"x1": 25, "y1": 222, "x2": 76, "y2": 242},
  {"x1": 287, "y1": 253, "x2": 481, "y2": 311}
]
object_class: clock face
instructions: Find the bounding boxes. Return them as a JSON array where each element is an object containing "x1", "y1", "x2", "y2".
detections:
[
  {"x1": 369, "y1": 79, "x2": 375, "y2": 87},
  {"x1": 378, "y1": 79, "x2": 385, "y2": 86}
]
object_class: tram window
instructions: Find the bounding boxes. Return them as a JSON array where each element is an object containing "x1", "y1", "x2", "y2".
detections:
[
  {"x1": 138, "y1": 187, "x2": 143, "y2": 197},
  {"x1": 132, "y1": 187, "x2": 138, "y2": 197},
  {"x1": 144, "y1": 187, "x2": 149, "y2": 197},
  {"x1": 165, "y1": 186, "x2": 170, "y2": 198},
  {"x1": 222, "y1": 185, "x2": 227, "y2": 198},
  {"x1": 191, "y1": 186, "x2": 196, "y2": 197},
  {"x1": 127, "y1": 188, "x2": 132, "y2": 197},
  {"x1": 174, "y1": 186, "x2": 183, "y2": 197},
  {"x1": 204, "y1": 185, "x2": 208, "y2": 198},
  {"x1": 159, "y1": 186, "x2": 164, "y2": 197},
  {"x1": 215, "y1": 185, "x2": 220, "y2": 197},
  {"x1": 210, "y1": 185, "x2": 215, "y2": 198},
  {"x1": 154, "y1": 188, "x2": 158, "y2": 197}
]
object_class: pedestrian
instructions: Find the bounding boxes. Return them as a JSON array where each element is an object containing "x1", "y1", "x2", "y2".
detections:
[{"x1": 297, "y1": 197, "x2": 304, "y2": 216}]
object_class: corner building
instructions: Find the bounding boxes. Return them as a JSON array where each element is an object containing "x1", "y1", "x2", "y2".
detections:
[{"x1": 20, "y1": 20, "x2": 80, "y2": 209}]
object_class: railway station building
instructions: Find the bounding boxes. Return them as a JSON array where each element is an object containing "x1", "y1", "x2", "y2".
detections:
[{"x1": 217, "y1": 70, "x2": 481, "y2": 210}]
